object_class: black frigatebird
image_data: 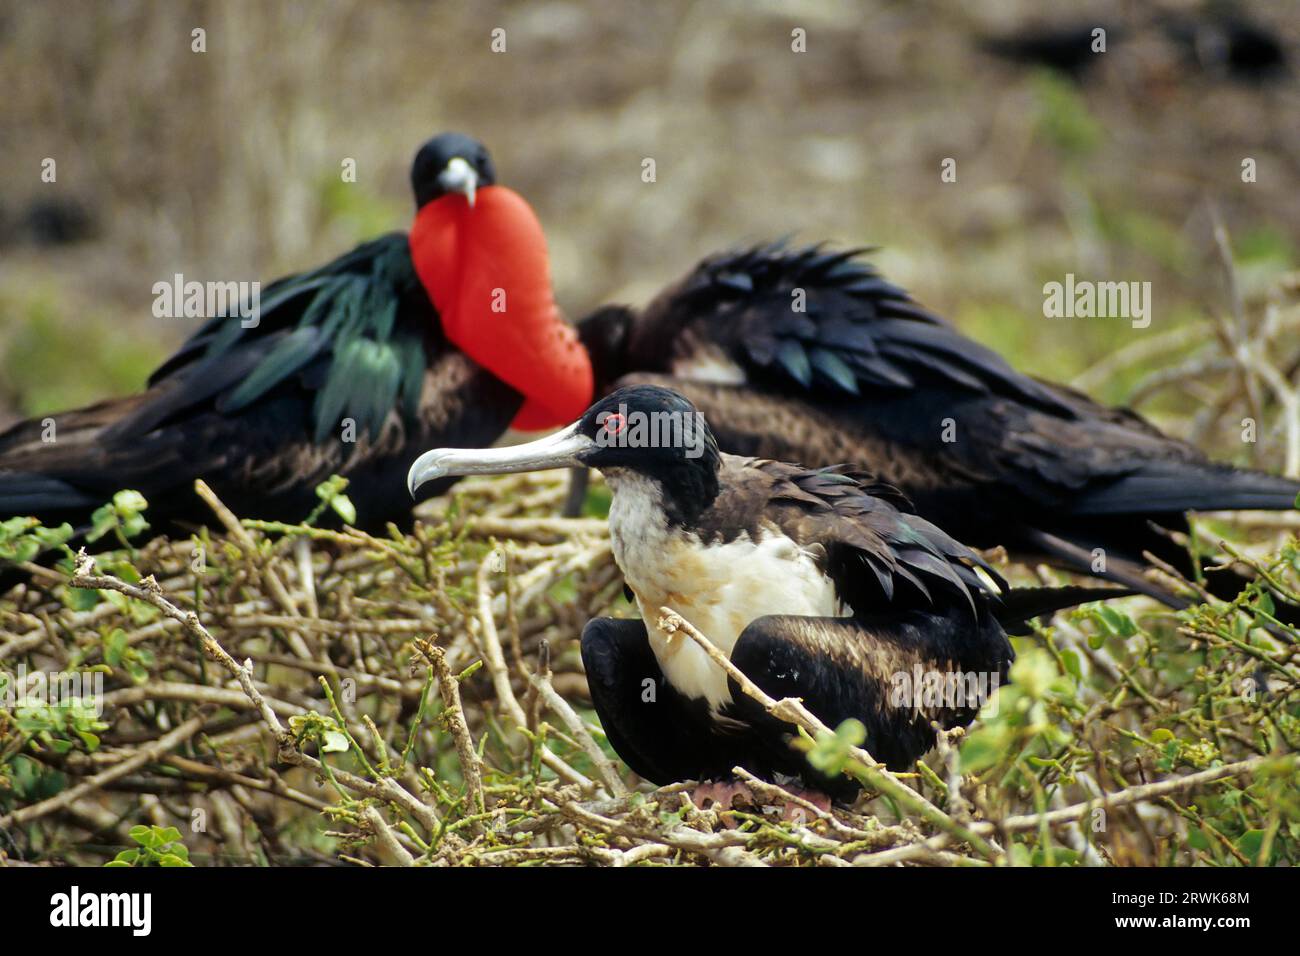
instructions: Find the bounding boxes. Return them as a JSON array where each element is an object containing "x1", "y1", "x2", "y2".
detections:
[
  {"x1": 408, "y1": 385, "x2": 1118, "y2": 795},
  {"x1": 578, "y1": 242, "x2": 1300, "y2": 613},
  {"x1": 0, "y1": 133, "x2": 592, "y2": 545}
]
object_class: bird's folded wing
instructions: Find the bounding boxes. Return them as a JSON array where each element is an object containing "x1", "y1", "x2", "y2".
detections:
[
  {"x1": 116, "y1": 232, "x2": 432, "y2": 444},
  {"x1": 643, "y1": 241, "x2": 1074, "y2": 413}
]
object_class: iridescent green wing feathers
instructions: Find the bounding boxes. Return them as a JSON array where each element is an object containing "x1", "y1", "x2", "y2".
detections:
[{"x1": 137, "y1": 232, "x2": 433, "y2": 444}]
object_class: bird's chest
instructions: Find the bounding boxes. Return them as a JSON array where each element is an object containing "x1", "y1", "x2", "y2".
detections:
[{"x1": 607, "y1": 480, "x2": 843, "y2": 709}]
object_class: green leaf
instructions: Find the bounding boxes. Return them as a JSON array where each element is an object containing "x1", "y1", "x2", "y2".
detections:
[
  {"x1": 1095, "y1": 605, "x2": 1136, "y2": 638},
  {"x1": 1009, "y1": 648, "x2": 1059, "y2": 698},
  {"x1": 321, "y1": 730, "x2": 349, "y2": 753},
  {"x1": 2, "y1": 538, "x2": 40, "y2": 562},
  {"x1": 112, "y1": 488, "x2": 146, "y2": 514},
  {"x1": 806, "y1": 718, "x2": 866, "y2": 776},
  {"x1": 330, "y1": 494, "x2": 357, "y2": 526},
  {"x1": 105, "y1": 561, "x2": 141, "y2": 584},
  {"x1": 125, "y1": 661, "x2": 150, "y2": 684},
  {"x1": 64, "y1": 587, "x2": 100, "y2": 611},
  {"x1": 315, "y1": 475, "x2": 348, "y2": 501},
  {"x1": 959, "y1": 725, "x2": 1008, "y2": 773},
  {"x1": 1236, "y1": 829, "x2": 1266, "y2": 861},
  {"x1": 104, "y1": 628, "x2": 127, "y2": 667},
  {"x1": 1060, "y1": 649, "x2": 1081, "y2": 681},
  {"x1": 32, "y1": 523, "x2": 74, "y2": 548},
  {"x1": 1254, "y1": 590, "x2": 1275, "y2": 617},
  {"x1": 85, "y1": 490, "x2": 150, "y2": 543},
  {"x1": 86, "y1": 505, "x2": 115, "y2": 543}
]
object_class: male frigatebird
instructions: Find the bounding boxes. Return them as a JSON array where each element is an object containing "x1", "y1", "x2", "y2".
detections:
[
  {"x1": 578, "y1": 242, "x2": 1300, "y2": 613},
  {"x1": 408, "y1": 385, "x2": 1117, "y2": 795},
  {"x1": 0, "y1": 133, "x2": 592, "y2": 545}
]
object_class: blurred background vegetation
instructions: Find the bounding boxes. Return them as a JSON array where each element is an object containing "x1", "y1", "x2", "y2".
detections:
[{"x1": 1, "y1": 0, "x2": 1297, "y2": 452}]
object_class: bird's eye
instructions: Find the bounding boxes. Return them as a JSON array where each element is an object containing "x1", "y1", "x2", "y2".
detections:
[{"x1": 603, "y1": 413, "x2": 627, "y2": 436}]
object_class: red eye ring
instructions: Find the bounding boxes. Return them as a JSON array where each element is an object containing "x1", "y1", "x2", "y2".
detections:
[{"x1": 603, "y1": 413, "x2": 627, "y2": 436}]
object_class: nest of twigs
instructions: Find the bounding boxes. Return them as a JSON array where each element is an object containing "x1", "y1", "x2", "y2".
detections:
[{"x1": 0, "y1": 461, "x2": 1296, "y2": 867}]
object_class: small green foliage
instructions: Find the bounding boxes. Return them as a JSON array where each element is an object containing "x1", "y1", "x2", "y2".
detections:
[
  {"x1": 1087, "y1": 603, "x2": 1138, "y2": 640},
  {"x1": 85, "y1": 490, "x2": 150, "y2": 545},
  {"x1": 1, "y1": 754, "x2": 65, "y2": 804},
  {"x1": 61, "y1": 584, "x2": 101, "y2": 612},
  {"x1": 959, "y1": 648, "x2": 1072, "y2": 777},
  {"x1": 806, "y1": 718, "x2": 866, "y2": 776},
  {"x1": 105, "y1": 825, "x2": 192, "y2": 867},
  {"x1": 1095, "y1": 207, "x2": 1191, "y2": 273},
  {"x1": 102, "y1": 628, "x2": 155, "y2": 683},
  {"x1": 317, "y1": 176, "x2": 404, "y2": 244},
  {"x1": 0, "y1": 516, "x2": 73, "y2": 563},
  {"x1": 307, "y1": 474, "x2": 357, "y2": 526},
  {"x1": 1236, "y1": 227, "x2": 1294, "y2": 264},
  {"x1": 288, "y1": 711, "x2": 350, "y2": 754},
  {"x1": 5, "y1": 687, "x2": 109, "y2": 757}
]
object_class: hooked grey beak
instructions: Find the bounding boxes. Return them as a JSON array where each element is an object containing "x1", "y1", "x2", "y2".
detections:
[
  {"x1": 407, "y1": 423, "x2": 594, "y2": 497},
  {"x1": 437, "y1": 156, "x2": 478, "y2": 207}
]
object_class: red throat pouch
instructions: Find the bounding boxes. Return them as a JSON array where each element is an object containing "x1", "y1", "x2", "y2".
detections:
[{"x1": 409, "y1": 186, "x2": 593, "y2": 430}]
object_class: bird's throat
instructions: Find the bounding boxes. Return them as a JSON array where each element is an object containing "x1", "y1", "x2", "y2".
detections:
[{"x1": 409, "y1": 186, "x2": 593, "y2": 429}]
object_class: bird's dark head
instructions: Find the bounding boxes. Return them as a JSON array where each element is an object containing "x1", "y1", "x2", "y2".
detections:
[
  {"x1": 407, "y1": 385, "x2": 721, "y2": 519},
  {"x1": 574, "y1": 385, "x2": 720, "y2": 478},
  {"x1": 410, "y1": 132, "x2": 497, "y2": 208}
]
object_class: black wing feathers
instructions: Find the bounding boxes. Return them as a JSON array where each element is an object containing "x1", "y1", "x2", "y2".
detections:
[
  {"x1": 122, "y1": 233, "x2": 430, "y2": 446},
  {"x1": 653, "y1": 241, "x2": 1074, "y2": 413},
  {"x1": 739, "y1": 457, "x2": 1003, "y2": 621},
  {"x1": 0, "y1": 231, "x2": 473, "y2": 538}
]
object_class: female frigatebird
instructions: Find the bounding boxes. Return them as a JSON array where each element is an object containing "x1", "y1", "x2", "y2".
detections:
[
  {"x1": 579, "y1": 242, "x2": 1300, "y2": 613},
  {"x1": 0, "y1": 133, "x2": 592, "y2": 543},
  {"x1": 408, "y1": 385, "x2": 1115, "y2": 795}
]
